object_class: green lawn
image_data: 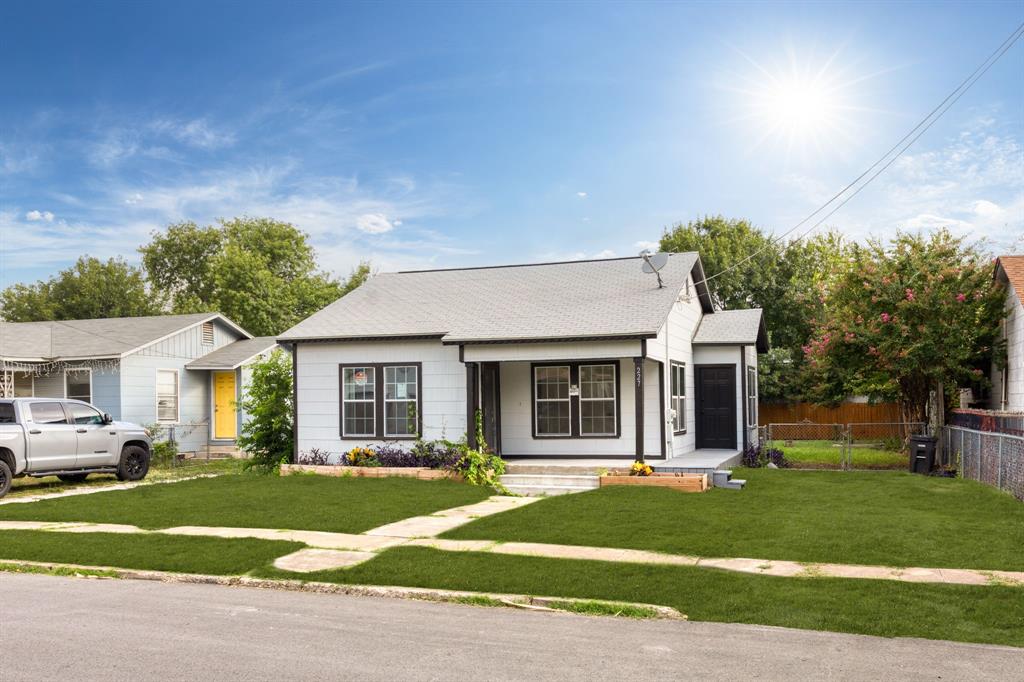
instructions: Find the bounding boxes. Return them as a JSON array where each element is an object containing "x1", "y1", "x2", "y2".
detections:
[
  {"x1": 0, "y1": 529, "x2": 302, "y2": 575},
  {"x1": 775, "y1": 440, "x2": 906, "y2": 469},
  {"x1": 443, "y1": 469, "x2": 1024, "y2": 571},
  {"x1": 7, "y1": 458, "x2": 244, "y2": 498},
  {"x1": 0, "y1": 474, "x2": 491, "y2": 533},
  {"x1": 256, "y1": 546, "x2": 1024, "y2": 647}
]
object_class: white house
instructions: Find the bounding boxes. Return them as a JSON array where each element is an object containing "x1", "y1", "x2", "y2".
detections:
[
  {"x1": 279, "y1": 253, "x2": 768, "y2": 468},
  {"x1": 991, "y1": 255, "x2": 1024, "y2": 411}
]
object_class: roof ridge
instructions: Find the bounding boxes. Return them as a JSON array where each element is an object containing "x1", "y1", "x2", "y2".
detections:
[{"x1": 394, "y1": 252, "x2": 696, "y2": 275}]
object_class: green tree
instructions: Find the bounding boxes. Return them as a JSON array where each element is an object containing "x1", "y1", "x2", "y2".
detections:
[
  {"x1": 238, "y1": 350, "x2": 294, "y2": 473},
  {"x1": 803, "y1": 230, "x2": 1004, "y2": 423},
  {"x1": 139, "y1": 217, "x2": 368, "y2": 335},
  {"x1": 0, "y1": 256, "x2": 163, "y2": 322}
]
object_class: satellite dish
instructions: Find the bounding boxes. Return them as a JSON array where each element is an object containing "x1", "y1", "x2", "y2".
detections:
[
  {"x1": 641, "y1": 252, "x2": 669, "y2": 273},
  {"x1": 639, "y1": 251, "x2": 668, "y2": 288}
]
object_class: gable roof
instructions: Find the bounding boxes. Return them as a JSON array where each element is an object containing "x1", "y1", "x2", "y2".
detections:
[
  {"x1": 691, "y1": 308, "x2": 769, "y2": 352},
  {"x1": 995, "y1": 255, "x2": 1024, "y2": 299},
  {"x1": 279, "y1": 253, "x2": 714, "y2": 345},
  {"x1": 185, "y1": 336, "x2": 280, "y2": 370},
  {"x1": 0, "y1": 313, "x2": 251, "y2": 362}
]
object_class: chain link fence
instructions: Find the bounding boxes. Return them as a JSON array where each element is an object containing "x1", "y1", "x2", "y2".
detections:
[
  {"x1": 942, "y1": 425, "x2": 1024, "y2": 501},
  {"x1": 765, "y1": 421, "x2": 926, "y2": 470}
]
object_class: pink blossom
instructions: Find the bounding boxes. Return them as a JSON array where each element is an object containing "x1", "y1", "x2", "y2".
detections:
[
  {"x1": 880, "y1": 312, "x2": 891, "y2": 323},
  {"x1": 844, "y1": 332, "x2": 855, "y2": 342},
  {"x1": 956, "y1": 293, "x2": 967, "y2": 302},
  {"x1": 972, "y1": 368, "x2": 983, "y2": 376},
  {"x1": 905, "y1": 288, "x2": 914, "y2": 301}
]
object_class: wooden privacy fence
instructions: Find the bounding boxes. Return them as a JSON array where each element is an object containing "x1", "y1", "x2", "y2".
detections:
[{"x1": 759, "y1": 402, "x2": 901, "y2": 426}]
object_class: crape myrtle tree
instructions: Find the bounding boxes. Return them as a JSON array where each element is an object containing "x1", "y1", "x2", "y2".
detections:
[
  {"x1": 238, "y1": 349, "x2": 294, "y2": 473},
  {"x1": 802, "y1": 229, "x2": 1004, "y2": 424}
]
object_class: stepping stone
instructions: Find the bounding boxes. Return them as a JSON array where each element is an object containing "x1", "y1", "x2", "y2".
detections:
[{"x1": 273, "y1": 548, "x2": 375, "y2": 573}]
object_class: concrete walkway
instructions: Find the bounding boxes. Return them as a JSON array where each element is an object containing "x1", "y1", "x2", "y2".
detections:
[
  {"x1": 1, "y1": 473, "x2": 222, "y2": 505},
  {"x1": 2, "y1": 502, "x2": 1021, "y2": 587}
]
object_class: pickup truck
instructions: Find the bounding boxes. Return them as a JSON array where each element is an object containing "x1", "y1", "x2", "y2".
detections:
[{"x1": 0, "y1": 398, "x2": 152, "y2": 498}]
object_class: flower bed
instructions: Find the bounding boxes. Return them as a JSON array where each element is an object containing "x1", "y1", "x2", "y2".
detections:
[
  {"x1": 281, "y1": 464, "x2": 461, "y2": 480},
  {"x1": 600, "y1": 472, "x2": 708, "y2": 492}
]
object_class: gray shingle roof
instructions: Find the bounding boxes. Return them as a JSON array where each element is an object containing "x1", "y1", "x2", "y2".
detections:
[
  {"x1": 279, "y1": 254, "x2": 708, "y2": 344},
  {"x1": 0, "y1": 313, "x2": 250, "y2": 361},
  {"x1": 692, "y1": 308, "x2": 768, "y2": 351},
  {"x1": 185, "y1": 337, "x2": 280, "y2": 369}
]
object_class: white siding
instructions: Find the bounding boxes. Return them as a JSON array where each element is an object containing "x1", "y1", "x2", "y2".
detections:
[
  {"x1": 648, "y1": 272, "x2": 703, "y2": 457},
  {"x1": 464, "y1": 340, "x2": 642, "y2": 363},
  {"x1": 498, "y1": 358, "x2": 662, "y2": 459},
  {"x1": 295, "y1": 340, "x2": 466, "y2": 460},
  {"x1": 992, "y1": 284, "x2": 1024, "y2": 411},
  {"x1": 693, "y1": 345, "x2": 757, "y2": 450}
]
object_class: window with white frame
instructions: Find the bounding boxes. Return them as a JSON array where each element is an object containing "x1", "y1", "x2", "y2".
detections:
[
  {"x1": 579, "y1": 364, "x2": 616, "y2": 436},
  {"x1": 534, "y1": 365, "x2": 571, "y2": 436},
  {"x1": 156, "y1": 369, "x2": 179, "y2": 423},
  {"x1": 65, "y1": 368, "x2": 92, "y2": 403},
  {"x1": 342, "y1": 366, "x2": 376, "y2": 437},
  {"x1": 747, "y1": 366, "x2": 758, "y2": 427},
  {"x1": 670, "y1": 361, "x2": 686, "y2": 434},
  {"x1": 384, "y1": 365, "x2": 418, "y2": 437}
]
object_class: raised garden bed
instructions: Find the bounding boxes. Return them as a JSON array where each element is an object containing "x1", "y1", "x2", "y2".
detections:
[
  {"x1": 600, "y1": 473, "x2": 708, "y2": 492},
  {"x1": 281, "y1": 464, "x2": 461, "y2": 481}
]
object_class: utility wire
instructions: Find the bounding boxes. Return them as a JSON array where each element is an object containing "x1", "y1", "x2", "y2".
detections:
[{"x1": 689, "y1": 20, "x2": 1024, "y2": 293}]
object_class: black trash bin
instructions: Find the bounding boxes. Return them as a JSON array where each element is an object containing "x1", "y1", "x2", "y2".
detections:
[{"x1": 909, "y1": 435, "x2": 937, "y2": 474}]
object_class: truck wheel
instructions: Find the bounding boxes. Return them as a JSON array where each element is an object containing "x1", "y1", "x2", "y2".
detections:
[
  {"x1": 0, "y1": 460, "x2": 11, "y2": 499},
  {"x1": 116, "y1": 446, "x2": 150, "y2": 482},
  {"x1": 57, "y1": 473, "x2": 89, "y2": 483}
]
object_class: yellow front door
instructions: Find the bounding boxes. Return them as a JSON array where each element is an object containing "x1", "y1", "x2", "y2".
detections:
[{"x1": 213, "y1": 371, "x2": 237, "y2": 440}]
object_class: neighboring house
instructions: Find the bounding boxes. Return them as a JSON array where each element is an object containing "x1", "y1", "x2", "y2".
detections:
[
  {"x1": 0, "y1": 313, "x2": 279, "y2": 454},
  {"x1": 279, "y1": 254, "x2": 768, "y2": 466},
  {"x1": 991, "y1": 255, "x2": 1024, "y2": 411}
]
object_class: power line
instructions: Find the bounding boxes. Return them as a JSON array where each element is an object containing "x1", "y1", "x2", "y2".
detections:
[{"x1": 689, "y1": 20, "x2": 1024, "y2": 293}]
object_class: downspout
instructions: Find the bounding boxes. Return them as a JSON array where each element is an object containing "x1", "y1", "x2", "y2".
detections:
[
  {"x1": 291, "y1": 342, "x2": 299, "y2": 464},
  {"x1": 740, "y1": 346, "x2": 748, "y2": 452}
]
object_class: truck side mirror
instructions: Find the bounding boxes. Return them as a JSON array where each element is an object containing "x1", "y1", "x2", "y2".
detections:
[{"x1": 103, "y1": 413, "x2": 113, "y2": 425}]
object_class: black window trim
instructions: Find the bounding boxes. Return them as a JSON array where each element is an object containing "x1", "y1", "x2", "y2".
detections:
[
  {"x1": 670, "y1": 360, "x2": 687, "y2": 435},
  {"x1": 530, "y1": 360, "x2": 621, "y2": 440},
  {"x1": 339, "y1": 362, "x2": 422, "y2": 440}
]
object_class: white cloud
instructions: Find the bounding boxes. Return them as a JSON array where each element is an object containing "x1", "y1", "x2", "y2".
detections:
[
  {"x1": 150, "y1": 118, "x2": 236, "y2": 150},
  {"x1": 634, "y1": 240, "x2": 659, "y2": 251},
  {"x1": 576, "y1": 191, "x2": 588, "y2": 198},
  {"x1": 25, "y1": 210, "x2": 54, "y2": 222},
  {"x1": 356, "y1": 213, "x2": 395, "y2": 234},
  {"x1": 972, "y1": 199, "x2": 1002, "y2": 218},
  {"x1": 124, "y1": 193, "x2": 144, "y2": 205}
]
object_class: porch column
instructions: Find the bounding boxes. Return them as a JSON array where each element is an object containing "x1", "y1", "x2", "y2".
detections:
[
  {"x1": 634, "y1": 357, "x2": 644, "y2": 462},
  {"x1": 466, "y1": 361, "x2": 479, "y2": 449}
]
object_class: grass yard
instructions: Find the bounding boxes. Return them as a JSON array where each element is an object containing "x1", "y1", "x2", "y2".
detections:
[
  {"x1": 255, "y1": 546, "x2": 1024, "y2": 648},
  {"x1": 7, "y1": 458, "x2": 244, "y2": 499},
  {"x1": 443, "y1": 469, "x2": 1024, "y2": 571},
  {"x1": 0, "y1": 529, "x2": 302, "y2": 575},
  {"x1": 775, "y1": 439, "x2": 906, "y2": 469},
  {"x1": 0, "y1": 473, "x2": 491, "y2": 533}
]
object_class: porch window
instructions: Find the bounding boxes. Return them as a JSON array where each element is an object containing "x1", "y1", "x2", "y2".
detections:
[
  {"x1": 384, "y1": 365, "x2": 418, "y2": 437},
  {"x1": 671, "y1": 362, "x2": 686, "y2": 434},
  {"x1": 2, "y1": 370, "x2": 33, "y2": 398},
  {"x1": 534, "y1": 366, "x2": 571, "y2": 436},
  {"x1": 342, "y1": 366, "x2": 377, "y2": 437},
  {"x1": 65, "y1": 368, "x2": 92, "y2": 403},
  {"x1": 156, "y1": 369, "x2": 179, "y2": 423},
  {"x1": 579, "y1": 364, "x2": 616, "y2": 436},
  {"x1": 747, "y1": 366, "x2": 758, "y2": 427}
]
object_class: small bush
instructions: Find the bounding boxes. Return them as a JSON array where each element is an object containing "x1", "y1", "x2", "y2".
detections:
[
  {"x1": 297, "y1": 448, "x2": 330, "y2": 466},
  {"x1": 741, "y1": 443, "x2": 790, "y2": 468},
  {"x1": 151, "y1": 440, "x2": 179, "y2": 467}
]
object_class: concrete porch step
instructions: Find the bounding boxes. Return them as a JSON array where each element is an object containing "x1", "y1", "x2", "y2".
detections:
[
  {"x1": 504, "y1": 464, "x2": 611, "y2": 475},
  {"x1": 502, "y1": 483, "x2": 598, "y2": 497},
  {"x1": 499, "y1": 473, "x2": 600, "y2": 497}
]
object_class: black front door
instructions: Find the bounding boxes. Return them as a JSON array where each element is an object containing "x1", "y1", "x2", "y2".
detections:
[
  {"x1": 479, "y1": 362, "x2": 501, "y2": 455},
  {"x1": 696, "y1": 365, "x2": 736, "y2": 449}
]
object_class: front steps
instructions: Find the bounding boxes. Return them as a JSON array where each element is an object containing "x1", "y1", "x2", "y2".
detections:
[
  {"x1": 712, "y1": 470, "x2": 746, "y2": 490},
  {"x1": 500, "y1": 465, "x2": 601, "y2": 496}
]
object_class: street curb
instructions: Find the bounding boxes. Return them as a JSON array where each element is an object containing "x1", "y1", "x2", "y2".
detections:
[{"x1": 0, "y1": 559, "x2": 686, "y2": 620}]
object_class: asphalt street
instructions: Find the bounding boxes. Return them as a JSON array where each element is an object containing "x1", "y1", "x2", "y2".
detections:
[{"x1": 1, "y1": 573, "x2": 1021, "y2": 680}]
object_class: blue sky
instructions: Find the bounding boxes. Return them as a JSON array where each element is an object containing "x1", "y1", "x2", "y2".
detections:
[{"x1": 1, "y1": 1, "x2": 1021, "y2": 287}]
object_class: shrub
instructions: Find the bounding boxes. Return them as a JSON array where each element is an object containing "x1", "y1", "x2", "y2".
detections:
[
  {"x1": 629, "y1": 461, "x2": 653, "y2": 476},
  {"x1": 238, "y1": 350, "x2": 293, "y2": 474},
  {"x1": 742, "y1": 443, "x2": 790, "y2": 468},
  {"x1": 445, "y1": 410, "x2": 505, "y2": 489},
  {"x1": 297, "y1": 448, "x2": 330, "y2": 465},
  {"x1": 151, "y1": 440, "x2": 179, "y2": 467}
]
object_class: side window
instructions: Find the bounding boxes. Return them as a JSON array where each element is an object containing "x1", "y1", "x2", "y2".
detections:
[
  {"x1": 0, "y1": 403, "x2": 15, "y2": 424},
  {"x1": 67, "y1": 402, "x2": 104, "y2": 425},
  {"x1": 30, "y1": 402, "x2": 69, "y2": 425}
]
